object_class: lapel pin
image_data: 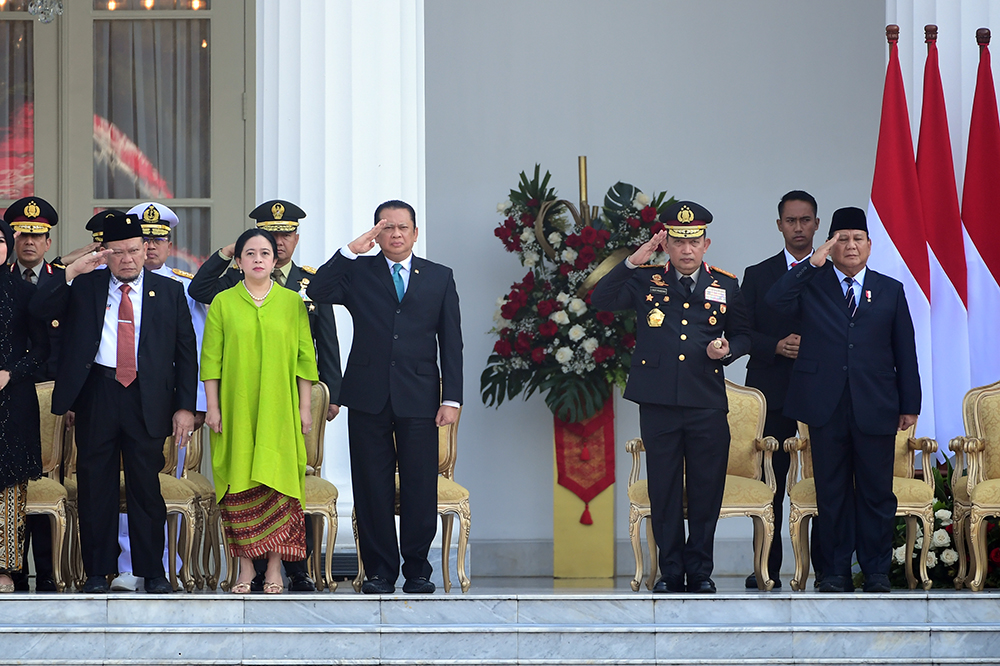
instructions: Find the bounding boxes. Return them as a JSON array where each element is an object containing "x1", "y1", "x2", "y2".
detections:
[
  {"x1": 149, "y1": 290, "x2": 155, "y2": 297},
  {"x1": 865, "y1": 290, "x2": 871, "y2": 302}
]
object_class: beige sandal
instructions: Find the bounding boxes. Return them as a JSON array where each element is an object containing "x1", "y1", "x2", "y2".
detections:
[
  {"x1": 263, "y1": 581, "x2": 283, "y2": 595},
  {"x1": 231, "y1": 581, "x2": 252, "y2": 594}
]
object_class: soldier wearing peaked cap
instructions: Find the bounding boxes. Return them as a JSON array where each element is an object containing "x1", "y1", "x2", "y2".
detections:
[
  {"x1": 592, "y1": 200, "x2": 752, "y2": 594},
  {"x1": 188, "y1": 199, "x2": 341, "y2": 592},
  {"x1": 766, "y1": 206, "x2": 920, "y2": 593}
]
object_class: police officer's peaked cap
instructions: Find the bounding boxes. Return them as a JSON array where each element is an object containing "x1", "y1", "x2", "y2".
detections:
[
  {"x1": 87, "y1": 209, "x2": 126, "y2": 243},
  {"x1": 660, "y1": 200, "x2": 712, "y2": 238},
  {"x1": 4, "y1": 196, "x2": 58, "y2": 234}
]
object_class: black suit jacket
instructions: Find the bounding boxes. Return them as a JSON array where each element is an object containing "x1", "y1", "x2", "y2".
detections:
[
  {"x1": 13, "y1": 260, "x2": 63, "y2": 382},
  {"x1": 766, "y1": 261, "x2": 921, "y2": 435},
  {"x1": 591, "y1": 261, "x2": 751, "y2": 410},
  {"x1": 741, "y1": 251, "x2": 800, "y2": 411},
  {"x1": 30, "y1": 268, "x2": 198, "y2": 438},
  {"x1": 306, "y1": 251, "x2": 463, "y2": 419},
  {"x1": 188, "y1": 252, "x2": 343, "y2": 403}
]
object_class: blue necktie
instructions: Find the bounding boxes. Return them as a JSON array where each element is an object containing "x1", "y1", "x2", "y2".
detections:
[
  {"x1": 843, "y1": 277, "x2": 858, "y2": 318},
  {"x1": 392, "y1": 263, "x2": 405, "y2": 302}
]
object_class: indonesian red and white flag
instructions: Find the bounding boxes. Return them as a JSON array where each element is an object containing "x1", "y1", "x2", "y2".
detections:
[
  {"x1": 916, "y1": 30, "x2": 970, "y2": 449},
  {"x1": 867, "y1": 26, "x2": 934, "y2": 438},
  {"x1": 962, "y1": 32, "x2": 1000, "y2": 390}
]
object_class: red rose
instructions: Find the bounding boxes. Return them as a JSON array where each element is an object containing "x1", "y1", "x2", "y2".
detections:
[
  {"x1": 565, "y1": 233, "x2": 582, "y2": 248},
  {"x1": 538, "y1": 320, "x2": 558, "y2": 337},
  {"x1": 537, "y1": 300, "x2": 557, "y2": 317},
  {"x1": 945, "y1": 524, "x2": 953, "y2": 534},
  {"x1": 519, "y1": 271, "x2": 535, "y2": 290},
  {"x1": 640, "y1": 206, "x2": 657, "y2": 223},
  {"x1": 991, "y1": 547, "x2": 1000, "y2": 564},
  {"x1": 493, "y1": 338, "x2": 512, "y2": 357},
  {"x1": 520, "y1": 212, "x2": 535, "y2": 226},
  {"x1": 515, "y1": 331, "x2": 533, "y2": 354},
  {"x1": 594, "y1": 229, "x2": 610, "y2": 249},
  {"x1": 650, "y1": 222, "x2": 665, "y2": 235},
  {"x1": 558, "y1": 264, "x2": 572, "y2": 276},
  {"x1": 578, "y1": 246, "x2": 596, "y2": 264},
  {"x1": 531, "y1": 347, "x2": 546, "y2": 364},
  {"x1": 510, "y1": 236, "x2": 522, "y2": 251},
  {"x1": 627, "y1": 217, "x2": 641, "y2": 229},
  {"x1": 592, "y1": 346, "x2": 615, "y2": 364},
  {"x1": 595, "y1": 310, "x2": 615, "y2": 325},
  {"x1": 623, "y1": 333, "x2": 636, "y2": 349},
  {"x1": 500, "y1": 302, "x2": 520, "y2": 319},
  {"x1": 526, "y1": 198, "x2": 539, "y2": 207},
  {"x1": 580, "y1": 226, "x2": 597, "y2": 244},
  {"x1": 494, "y1": 226, "x2": 511, "y2": 241}
]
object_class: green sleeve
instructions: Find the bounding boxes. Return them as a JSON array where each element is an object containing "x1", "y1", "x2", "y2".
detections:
[
  {"x1": 295, "y1": 298, "x2": 320, "y2": 382},
  {"x1": 200, "y1": 295, "x2": 224, "y2": 381}
]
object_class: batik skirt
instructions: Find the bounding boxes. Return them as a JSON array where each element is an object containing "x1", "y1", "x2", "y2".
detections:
[
  {"x1": 219, "y1": 485, "x2": 306, "y2": 560},
  {"x1": 0, "y1": 481, "x2": 27, "y2": 573}
]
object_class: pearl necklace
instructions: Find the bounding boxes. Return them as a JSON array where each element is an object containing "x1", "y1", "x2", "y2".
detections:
[{"x1": 244, "y1": 279, "x2": 274, "y2": 302}]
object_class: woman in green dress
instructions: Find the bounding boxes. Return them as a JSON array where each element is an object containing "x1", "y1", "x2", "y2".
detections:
[{"x1": 202, "y1": 228, "x2": 318, "y2": 594}]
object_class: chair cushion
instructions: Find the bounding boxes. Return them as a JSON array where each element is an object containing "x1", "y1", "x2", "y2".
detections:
[
  {"x1": 304, "y1": 475, "x2": 339, "y2": 503},
  {"x1": 27, "y1": 477, "x2": 68, "y2": 504},
  {"x1": 952, "y1": 474, "x2": 969, "y2": 503},
  {"x1": 893, "y1": 477, "x2": 934, "y2": 505},
  {"x1": 437, "y1": 477, "x2": 469, "y2": 502},
  {"x1": 789, "y1": 478, "x2": 817, "y2": 506},
  {"x1": 970, "y1": 478, "x2": 1000, "y2": 506},
  {"x1": 628, "y1": 479, "x2": 648, "y2": 505},
  {"x1": 63, "y1": 477, "x2": 77, "y2": 501},
  {"x1": 722, "y1": 475, "x2": 773, "y2": 506},
  {"x1": 184, "y1": 470, "x2": 214, "y2": 496},
  {"x1": 158, "y1": 474, "x2": 200, "y2": 502}
]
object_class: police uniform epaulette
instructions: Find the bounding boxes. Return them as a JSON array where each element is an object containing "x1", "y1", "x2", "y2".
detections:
[
  {"x1": 171, "y1": 268, "x2": 194, "y2": 279},
  {"x1": 636, "y1": 264, "x2": 666, "y2": 269},
  {"x1": 50, "y1": 262, "x2": 65, "y2": 270},
  {"x1": 301, "y1": 265, "x2": 317, "y2": 274},
  {"x1": 709, "y1": 265, "x2": 736, "y2": 279}
]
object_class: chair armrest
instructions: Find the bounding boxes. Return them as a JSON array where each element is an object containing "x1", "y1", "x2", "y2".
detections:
[
  {"x1": 756, "y1": 437, "x2": 778, "y2": 494},
  {"x1": 626, "y1": 438, "x2": 644, "y2": 488},
  {"x1": 910, "y1": 438, "x2": 938, "y2": 489},
  {"x1": 755, "y1": 436, "x2": 779, "y2": 453},
  {"x1": 784, "y1": 436, "x2": 808, "y2": 453}
]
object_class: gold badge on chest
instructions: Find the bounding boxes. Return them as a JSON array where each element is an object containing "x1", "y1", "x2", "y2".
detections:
[{"x1": 647, "y1": 307, "x2": 665, "y2": 328}]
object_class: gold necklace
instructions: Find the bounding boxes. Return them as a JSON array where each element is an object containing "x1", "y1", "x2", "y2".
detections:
[{"x1": 243, "y1": 279, "x2": 274, "y2": 302}]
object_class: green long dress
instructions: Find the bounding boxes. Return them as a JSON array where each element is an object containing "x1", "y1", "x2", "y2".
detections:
[{"x1": 200, "y1": 282, "x2": 319, "y2": 506}]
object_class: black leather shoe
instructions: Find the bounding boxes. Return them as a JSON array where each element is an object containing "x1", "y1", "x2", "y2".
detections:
[
  {"x1": 818, "y1": 575, "x2": 853, "y2": 593},
  {"x1": 862, "y1": 573, "x2": 891, "y2": 593},
  {"x1": 402, "y1": 577, "x2": 436, "y2": 594},
  {"x1": 35, "y1": 576, "x2": 57, "y2": 592},
  {"x1": 653, "y1": 576, "x2": 686, "y2": 593},
  {"x1": 11, "y1": 571, "x2": 29, "y2": 592},
  {"x1": 744, "y1": 573, "x2": 781, "y2": 589},
  {"x1": 83, "y1": 576, "x2": 110, "y2": 594},
  {"x1": 688, "y1": 578, "x2": 717, "y2": 593},
  {"x1": 250, "y1": 572, "x2": 264, "y2": 593},
  {"x1": 143, "y1": 576, "x2": 173, "y2": 594},
  {"x1": 361, "y1": 576, "x2": 395, "y2": 594},
  {"x1": 288, "y1": 571, "x2": 316, "y2": 592}
]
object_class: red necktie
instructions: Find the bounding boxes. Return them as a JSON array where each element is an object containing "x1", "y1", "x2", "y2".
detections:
[{"x1": 116, "y1": 284, "x2": 137, "y2": 387}]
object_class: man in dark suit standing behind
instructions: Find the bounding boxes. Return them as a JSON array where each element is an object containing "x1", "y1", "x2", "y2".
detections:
[
  {"x1": 767, "y1": 206, "x2": 920, "y2": 593},
  {"x1": 307, "y1": 200, "x2": 463, "y2": 595},
  {"x1": 741, "y1": 190, "x2": 822, "y2": 589},
  {"x1": 31, "y1": 210, "x2": 197, "y2": 594}
]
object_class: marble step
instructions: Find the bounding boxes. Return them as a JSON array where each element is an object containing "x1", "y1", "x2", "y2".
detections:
[{"x1": 1, "y1": 591, "x2": 998, "y2": 665}]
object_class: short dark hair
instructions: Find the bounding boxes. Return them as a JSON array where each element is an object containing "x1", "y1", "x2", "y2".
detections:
[
  {"x1": 778, "y1": 190, "x2": 818, "y2": 218},
  {"x1": 374, "y1": 200, "x2": 416, "y2": 228},
  {"x1": 234, "y1": 227, "x2": 277, "y2": 259}
]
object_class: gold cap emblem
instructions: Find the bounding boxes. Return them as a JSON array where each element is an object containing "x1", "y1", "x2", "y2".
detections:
[
  {"x1": 677, "y1": 206, "x2": 694, "y2": 224},
  {"x1": 143, "y1": 204, "x2": 160, "y2": 223},
  {"x1": 24, "y1": 201, "x2": 40, "y2": 218},
  {"x1": 272, "y1": 203, "x2": 285, "y2": 220}
]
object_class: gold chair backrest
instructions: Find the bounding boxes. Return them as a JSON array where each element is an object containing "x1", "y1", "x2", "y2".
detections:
[
  {"x1": 971, "y1": 381, "x2": 1000, "y2": 481},
  {"x1": 185, "y1": 427, "x2": 204, "y2": 473},
  {"x1": 437, "y1": 406, "x2": 462, "y2": 479},
  {"x1": 303, "y1": 381, "x2": 331, "y2": 474},
  {"x1": 35, "y1": 381, "x2": 65, "y2": 478},
  {"x1": 725, "y1": 380, "x2": 766, "y2": 481},
  {"x1": 893, "y1": 422, "x2": 918, "y2": 479}
]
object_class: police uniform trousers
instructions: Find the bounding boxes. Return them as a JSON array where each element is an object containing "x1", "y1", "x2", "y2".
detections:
[
  {"x1": 349, "y1": 398, "x2": 438, "y2": 584},
  {"x1": 74, "y1": 365, "x2": 167, "y2": 578},
  {"x1": 809, "y1": 385, "x2": 896, "y2": 579},
  {"x1": 640, "y1": 403, "x2": 729, "y2": 584}
]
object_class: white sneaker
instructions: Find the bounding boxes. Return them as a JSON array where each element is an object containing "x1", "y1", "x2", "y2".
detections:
[{"x1": 111, "y1": 572, "x2": 139, "y2": 591}]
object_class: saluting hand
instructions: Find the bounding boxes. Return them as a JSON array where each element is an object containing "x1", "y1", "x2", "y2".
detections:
[
  {"x1": 627, "y1": 230, "x2": 668, "y2": 266},
  {"x1": 65, "y1": 248, "x2": 112, "y2": 282},
  {"x1": 61, "y1": 242, "x2": 101, "y2": 267},
  {"x1": 810, "y1": 233, "x2": 841, "y2": 267},
  {"x1": 348, "y1": 220, "x2": 387, "y2": 255}
]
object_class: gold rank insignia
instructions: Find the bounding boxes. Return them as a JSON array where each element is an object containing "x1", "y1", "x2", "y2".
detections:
[
  {"x1": 272, "y1": 202, "x2": 285, "y2": 219},
  {"x1": 720, "y1": 304, "x2": 727, "y2": 314},
  {"x1": 651, "y1": 274, "x2": 666, "y2": 287},
  {"x1": 709, "y1": 316, "x2": 717, "y2": 325},
  {"x1": 646, "y1": 294, "x2": 654, "y2": 301},
  {"x1": 704, "y1": 303, "x2": 710, "y2": 309},
  {"x1": 647, "y1": 307, "x2": 664, "y2": 328},
  {"x1": 24, "y1": 200, "x2": 40, "y2": 218}
]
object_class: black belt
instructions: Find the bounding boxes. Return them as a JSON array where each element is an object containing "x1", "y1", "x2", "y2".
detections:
[{"x1": 92, "y1": 363, "x2": 119, "y2": 380}]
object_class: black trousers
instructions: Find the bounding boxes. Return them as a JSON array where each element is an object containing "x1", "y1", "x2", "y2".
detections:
[
  {"x1": 349, "y1": 400, "x2": 438, "y2": 584},
  {"x1": 809, "y1": 386, "x2": 896, "y2": 579},
  {"x1": 640, "y1": 404, "x2": 729, "y2": 584},
  {"x1": 20, "y1": 514, "x2": 54, "y2": 578},
  {"x1": 74, "y1": 367, "x2": 167, "y2": 578}
]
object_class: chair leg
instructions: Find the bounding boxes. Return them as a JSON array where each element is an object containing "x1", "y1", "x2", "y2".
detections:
[
  {"x1": 628, "y1": 505, "x2": 643, "y2": 592},
  {"x1": 166, "y1": 514, "x2": 180, "y2": 591},
  {"x1": 903, "y1": 516, "x2": 918, "y2": 590},
  {"x1": 325, "y1": 508, "x2": 338, "y2": 592},
  {"x1": 456, "y1": 500, "x2": 471, "y2": 593},
  {"x1": 45, "y1": 509, "x2": 67, "y2": 593},
  {"x1": 307, "y1": 514, "x2": 323, "y2": 591},
  {"x1": 788, "y1": 507, "x2": 809, "y2": 591},
  {"x1": 918, "y1": 511, "x2": 933, "y2": 591},
  {"x1": 752, "y1": 514, "x2": 775, "y2": 591},
  {"x1": 644, "y1": 518, "x2": 657, "y2": 591},
  {"x1": 952, "y1": 510, "x2": 968, "y2": 589},
  {"x1": 180, "y1": 508, "x2": 197, "y2": 592},
  {"x1": 187, "y1": 505, "x2": 204, "y2": 591},
  {"x1": 351, "y1": 509, "x2": 364, "y2": 593},
  {"x1": 440, "y1": 512, "x2": 454, "y2": 593},
  {"x1": 969, "y1": 511, "x2": 989, "y2": 592},
  {"x1": 208, "y1": 503, "x2": 222, "y2": 590}
]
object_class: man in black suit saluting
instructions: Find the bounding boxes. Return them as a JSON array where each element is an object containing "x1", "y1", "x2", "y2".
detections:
[
  {"x1": 741, "y1": 190, "x2": 823, "y2": 589},
  {"x1": 31, "y1": 210, "x2": 198, "y2": 594},
  {"x1": 307, "y1": 200, "x2": 463, "y2": 594},
  {"x1": 767, "y1": 206, "x2": 920, "y2": 593}
]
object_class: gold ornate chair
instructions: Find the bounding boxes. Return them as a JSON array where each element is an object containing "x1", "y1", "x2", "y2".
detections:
[
  {"x1": 61, "y1": 425, "x2": 84, "y2": 589},
  {"x1": 352, "y1": 407, "x2": 471, "y2": 593},
  {"x1": 957, "y1": 380, "x2": 1000, "y2": 591},
  {"x1": 786, "y1": 420, "x2": 937, "y2": 591},
  {"x1": 626, "y1": 380, "x2": 779, "y2": 591},
  {"x1": 302, "y1": 381, "x2": 339, "y2": 592},
  {"x1": 177, "y1": 427, "x2": 221, "y2": 590},
  {"x1": 25, "y1": 381, "x2": 69, "y2": 592}
]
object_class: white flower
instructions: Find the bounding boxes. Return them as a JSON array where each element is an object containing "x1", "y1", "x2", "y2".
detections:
[
  {"x1": 926, "y1": 550, "x2": 938, "y2": 569},
  {"x1": 550, "y1": 311, "x2": 570, "y2": 326},
  {"x1": 493, "y1": 310, "x2": 505, "y2": 327},
  {"x1": 556, "y1": 292, "x2": 570, "y2": 304},
  {"x1": 496, "y1": 296, "x2": 507, "y2": 308},
  {"x1": 523, "y1": 252, "x2": 539, "y2": 267},
  {"x1": 554, "y1": 347, "x2": 573, "y2": 364},
  {"x1": 935, "y1": 509, "x2": 953, "y2": 526},
  {"x1": 561, "y1": 248, "x2": 578, "y2": 263},
  {"x1": 915, "y1": 536, "x2": 924, "y2": 551},
  {"x1": 582, "y1": 338, "x2": 599, "y2": 354},
  {"x1": 632, "y1": 191, "x2": 651, "y2": 209},
  {"x1": 497, "y1": 200, "x2": 512, "y2": 213},
  {"x1": 568, "y1": 325, "x2": 586, "y2": 342},
  {"x1": 568, "y1": 298, "x2": 588, "y2": 316},
  {"x1": 548, "y1": 232, "x2": 563, "y2": 247},
  {"x1": 520, "y1": 228, "x2": 535, "y2": 243},
  {"x1": 931, "y1": 528, "x2": 951, "y2": 549},
  {"x1": 892, "y1": 545, "x2": 906, "y2": 564},
  {"x1": 940, "y1": 548, "x2": 959, "y2": 566}
]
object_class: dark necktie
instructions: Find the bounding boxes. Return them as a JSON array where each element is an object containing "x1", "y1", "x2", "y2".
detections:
[
  {"x1": 392, "y1": 263, "x2": 405, "y2": 302},
  {"x1": 22, "y1": 267, "x2": 35, "y2": 284},
  {"x1": 271, "y1": 268, "x2": 285, "y2": 287},
  {"x1": 116, "y1": 284, "x2": 137, "y2": 387},
  {"x1": 843, "y1": 277, "x2": 858, "y2": 318},
  {"x1": 680, "y1": 275, "x2": 694, "y2": 298}
]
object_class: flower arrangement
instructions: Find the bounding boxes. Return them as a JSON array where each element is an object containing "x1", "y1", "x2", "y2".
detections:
[{"x1": 480, "y1": 165, "x2": 676, "y2": 423}]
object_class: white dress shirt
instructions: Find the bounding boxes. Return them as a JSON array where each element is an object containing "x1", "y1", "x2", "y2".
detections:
[{"x1": 95, "y1": 271, "x2": 144, "y2": 369}]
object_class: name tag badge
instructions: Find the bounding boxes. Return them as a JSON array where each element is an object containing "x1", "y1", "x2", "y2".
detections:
[{"x1": 704, "y1": 286, "x2": 727, "y2": 304}]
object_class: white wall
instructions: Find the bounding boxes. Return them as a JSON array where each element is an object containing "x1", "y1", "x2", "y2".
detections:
[{"x1": 423, "y1": 0, "x2": 885, "y2": 575}]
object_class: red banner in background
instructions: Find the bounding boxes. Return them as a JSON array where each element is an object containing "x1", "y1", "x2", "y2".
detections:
[{"x1": 554, "y1": 398, "x2": 615, "y2": 525}]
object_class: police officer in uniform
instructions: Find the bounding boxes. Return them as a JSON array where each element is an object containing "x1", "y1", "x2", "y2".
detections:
[
  {"x1": 591, "y1": 201, "x2": 751, "y2": 593},
  {"x1": 188, "y1": 199, "x2": 342, "y2": 591}
]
